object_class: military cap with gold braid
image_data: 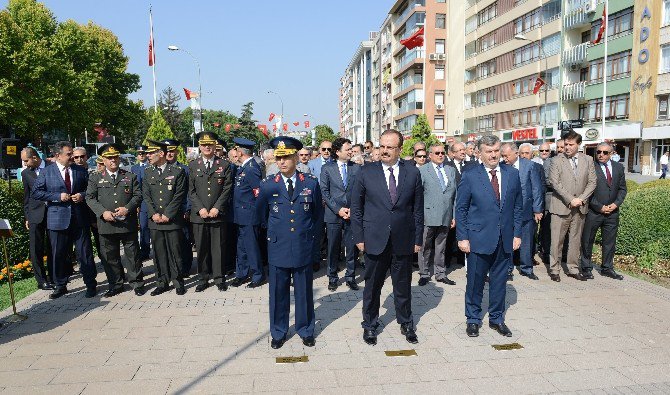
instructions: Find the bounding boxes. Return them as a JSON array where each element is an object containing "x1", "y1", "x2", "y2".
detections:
[
  {"x1": 145, "y1": 139, "x2": 168, "y2": 153},
  {"x1": 95, "y1": 156, "x2": 104, "y2": 164},
  {"x1": 197, "y1": 131, "x2": 218, "y2": 145},
  {"x1": 98, "y1": 143, "x2": 123, "y2": 158},
  {"x1": 215, "y1": 137, "x2": 226, "y2": 151},
  {"x1": 160, "y1": 138, "x2": 180, "y2": 152},
  {"x1": 269, "y1": 136, "x2": 303, "y2": 157}
]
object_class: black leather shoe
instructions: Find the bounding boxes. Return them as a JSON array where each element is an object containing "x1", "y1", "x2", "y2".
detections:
[
  {"x1": 346, "y1": 281, "x2": 359, "y2": 291},
  {"x1": 230, "y1": 277, "x2": 246, "y2": 287},
  {"x1": 246, "y1": 280, "x2": 264, "y2": 289},
  {"x1": 519, "y1": 272, "x2": 539, "y2": 280},
  {"x1": 39, "y1": 283, "x2": 54, "y2": 291},
  {"x1": 195, "y1": 283, "x2": 210, "y2": 292},
  {"x1": 567, "y1": 272, "x2": 587, "y2": 281},
  {"x1": 507, "y1": 273, "x2": 514, "y2": 281},
  {"x1": 104, "y1": 288, "x2": 123, "y2": 298},
  {"x1": 418, "y1": 277, "x2": 429, "y2": 286},
  {"x1": 550, "y1": 274, "x2": 561, "y2": 282},
  {"x1": 150, "y1": 286, "x2": 169, "y2": 296},
  {"x1": 217, "y1": 283, "x2": 228, "y2": 292},
  {"x1": 84, "y1": 287, "x2": 97, "y2": 298},
  {"x1": 489, "y1": 322, "x2": 513, "y2": 337},
  {"x1": 312, "y1": 263, "x2": 321, "y2": 272},
  {"x1": 466, "y1": 323, "x2": 479, "y2": 337},
  {"x1": 134, "y1": 286, "x2": 146, "y2": 296},
  {"x1": 49, "y1": 287, "x2": 67, "y2": 299},
  {"x1": 328, "y1": 281, "x2": 338, "y2": 291},
  {"x1": 175, "y1": 286, "x2": 186, "y2": 295},
  {"x1": 582, "y1": 271, "x2": 594, "y2": 280},
  {"x1": 302, "y1": 336, "x2": 316, "y2": 347},
  {"x1": 601, "y1": 269, "x2": 624, "y2": 280},
  {"x1": 363, "y1": 329, "x2": 377, "y2": 345},
  {"x1": 271, "y1": 336, "x2": 286, "y2": 349},
  {"x1": 400, "y1": 324, "x2": 418, "y2": 344},
  {"x1": 437, "y1": 277, "x2": 456, "y2": 285}
]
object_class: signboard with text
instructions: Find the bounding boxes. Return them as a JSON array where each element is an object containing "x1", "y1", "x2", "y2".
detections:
[
  {"x1": 512, "y1": 127, "x2": 538, "y2": 141},
  {"x1": 630, "y1": 0, "x2": 661, "y2": 128}
]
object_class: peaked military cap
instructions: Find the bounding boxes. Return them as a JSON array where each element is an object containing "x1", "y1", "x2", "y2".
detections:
[
  {"x1": 135, "y1": 144, "x2": 148, "y2": 153},
  {"x1": 197, "y1": 131, "x2": 219, "y2": 146},
  {"x1": 145, "y1": 139, "x2": 168, "y2": 153},
  {"x1": 269, "y1": 136, "x2": 303, "y2": 157},
  {"x1": 160, "y1": 138, "x2": 180, "y2": 151},
  {"x1": 98, "y1": 143, "x2": 123, "y2": 158},
  {"x1": 233, "y1": 137, "x2": 255, "y2": 150}
]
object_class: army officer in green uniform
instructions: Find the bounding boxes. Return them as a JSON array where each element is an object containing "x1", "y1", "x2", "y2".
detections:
[
  {"x1": 86, "y1": 144, "x2": 145, "y2": 297},
  {"x1": 143, "y1": 140, "x2": 188, "y2": 296},
  {"x1": 189, "y1": 131, "x2": 233, "y2": 292}
]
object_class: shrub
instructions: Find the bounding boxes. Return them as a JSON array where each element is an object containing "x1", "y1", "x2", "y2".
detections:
[
  {"x1": 0, "y1": 181, "x2": 31, "y2": 268},
  {"x1": 636, "y1": 179, "x2": 670, "y2": 191},
  {"x1": 626, "y1": 179, "x2": 639, "y2": 193},
  {"x1": 617, "y1": 186, "x2": 670, "y2": 259}
]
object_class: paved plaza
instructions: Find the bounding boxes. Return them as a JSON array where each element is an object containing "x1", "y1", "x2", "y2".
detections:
[{"x1": 1, "y1": 258, "x2": 670, "y2": 394}]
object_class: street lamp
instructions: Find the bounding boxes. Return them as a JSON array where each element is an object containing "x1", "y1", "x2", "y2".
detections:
[
  {"x1": 515, "y1": 34, "x2": 548, "y2": 142},
  {"x1": 168, "y1": 45, "x2": 202, "y2": 145},
  {"x1": 267, "y1": 90, "x2": 284, "y2": 135}
]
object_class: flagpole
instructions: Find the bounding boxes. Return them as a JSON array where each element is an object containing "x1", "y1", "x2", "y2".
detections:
[
  {"x1": 149, "y1": 6, "x2": 158, "y2": 112},
  {"x1": 601, "y1": 0, "x2": 608, "y2": 136}
]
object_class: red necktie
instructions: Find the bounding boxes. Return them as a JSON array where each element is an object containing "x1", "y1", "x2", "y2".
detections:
[
  {"x1": 604, "y1": 164, "x2": 612, "y2": 186},
  {"x1": 490, "y1": 169, "x2": 500, "y2": 202},
  {"x1": 64, "y1": 167, "x2": 72, "y2": 194}
]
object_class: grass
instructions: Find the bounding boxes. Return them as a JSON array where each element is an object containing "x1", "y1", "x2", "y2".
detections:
[{"x1": 0, "y1": 277, "x2": 38, "y2": 311}]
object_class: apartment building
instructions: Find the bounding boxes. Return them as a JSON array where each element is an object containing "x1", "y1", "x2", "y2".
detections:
[
  {"x1": 370, "y1": 16, "x2": 393, "y2": 143},
  {"x1": 339, "y1": 37, "x2": 374, "y2": 143}
]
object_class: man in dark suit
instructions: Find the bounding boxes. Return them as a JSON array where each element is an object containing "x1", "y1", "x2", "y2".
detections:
[
  {"x1": 456, "y1": 135, "x2": 522, "y2": 338},
  {"x1": 130, "y1": 145, "x2": 151, "y2": 261},
  {"x1": 31, "y1": 141, "x2": 98, "y2": 299},
  {"x1": 580, "y1": 143, "x2": 627, "y2": 280},
  {"x1": 320, "y1": 137, "x2": 361, "y2": 292},
  {"x1": 501, "y1": 143, "x2": 544, "y2": 280},
  {"x1": 21, "y1": 147, "x2": 53, "y2": 290},
  {"x1": 308, "y1": 140, "x2": 333, "y2": 272},
  {"x1": 445, "y1": 141, "x2": 474, "y2": 268},
  {"x1": 351, "y1": 129, "x2": 423, "y2": 345}
]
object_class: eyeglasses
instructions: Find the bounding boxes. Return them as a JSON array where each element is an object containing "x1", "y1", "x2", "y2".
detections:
[
  {"x1": 299, "y1": 154, "x2": 310, "y2": 156},
  {"x1": 415, "y1": 155, "x2": 427, "y2": 158},
  {"x1": 433, "y1": 152, "x2": 446, "y2": 156},
  {"x1": 73, "y1": 155, "x2": 86, "y2": 160},
  {"x1": 596, "y1": 150, "x2": 610, "y2": 155},
  {"x1": 365, "y1": 145, "x2": 373, "y2": 149},
  {"x1": 539, "y1": 149, "x2": 550, "y2": 152},
  {"x1": 379, "y1": 145, "x2": 399, "y2": 150},
  {"x1": 320, "y1": 147, "x2": 332, "y2": 152}
]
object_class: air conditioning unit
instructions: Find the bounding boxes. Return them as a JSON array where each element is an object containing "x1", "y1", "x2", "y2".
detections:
[
  {"x1": 436, "y1": 104, "x2": 445, "y2": 110},
  {"x1": 428, "y1": 53, "x2": 438, "y2": 61},
  {"x1": 584, "y1": 0, "x2": 597, "y2": 13},
  {"x1": 437, "y1": 53, "x2": 446, "y2": 61},
  {"x1": 569, "y1": 64, "x2": 579, "y2": 72}
]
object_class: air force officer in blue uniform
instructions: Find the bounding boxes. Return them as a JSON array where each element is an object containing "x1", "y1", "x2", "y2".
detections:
[
  {"x1": 456, "y1": 135, "x2": 523, "y2": 338},
  {"x1": 257, "y1": 137, "x2": 323, "y2": 349},
  {"x1": 130, "y1": 145, "x2": 151, "y2": 261}
]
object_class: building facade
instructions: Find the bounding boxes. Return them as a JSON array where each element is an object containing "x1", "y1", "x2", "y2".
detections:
[{"x1": 339, "y1": 37, "x2": 374, "y2": 144}]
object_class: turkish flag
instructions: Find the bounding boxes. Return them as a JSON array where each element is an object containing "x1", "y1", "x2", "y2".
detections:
[
  {"x1": 273, "y1": 124, "x2": 277, "y2": 131},
  {"x1": 532, "y1": 76, "x2": 545, "y2": 94},
  {"x1": 293, "y1": 121, "x2": 299, "y2": 126},
  {"x1": 400, "y1": 27, "x2": 424, "y2": 50},
  {"x1": 258, "y1": 124, "x2": 268, "y2": 137},
  {"x1": 225, "y1": 124, "x2": 231, "y2": 132},
  {"x1": 304, "y1": 121, "x2": 310, "y2": 128},
  {"x1": 148, "y1": 23, "x2": 155, "y2": 66},
  {"x1": 592, "y1": 8, "x2": 606, "y2": 44},
  {"x1": 183, "y1": 88, "x2": 193, "y2": 100},
  {"x1": 282, "y1": 123, "x2": 288, "y2": 131},
  {"x1": 269, "y1": 112, "x2": 275, "y2": 122}
]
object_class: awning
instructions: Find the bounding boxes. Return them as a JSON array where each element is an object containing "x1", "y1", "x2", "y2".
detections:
[{"x1": 642, "y1": 126, "x2": 670, "y2": 140}]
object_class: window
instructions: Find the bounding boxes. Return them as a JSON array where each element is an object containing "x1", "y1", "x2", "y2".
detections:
[
  {"x1": 478, "y1": 3, "x2": 497, "y2": 26},
  {"x1": 436, "y1": 13, "x2": 446, "y2": 29},
  {"x1": 514, "y1": 41, "x2": 541, "y2": 66},
  {"x1": 434, "y1": 116, "x2": 445, "y2": 130},
  {"x1": 477, "y1": 59, "x2": 496, "y2": 78},
  {"x1": 659, "y1": 95, "x2": 669, "y2": 119},
  {"x1": 437, "y1": 0, "x2": 446, "y2": 2},
  {"x1": 435, "y1": 91, "x2": 445, "y2": 105},
  {"x1": 477, "y1": 115, "x2": 494, "y2": 131},
  {"x1": 465, "y1": 15, "x2": 478, "y2": 34},
  {"x1": 514, "y1": 9, "x2": 541, "y2": 35},
  {"x1": 665, "y1": 0, "x2": 670, "y2": 26},
  {"x1": 662, "y1": 44, "x2": 670, "y2": 73},
  {"x1": 435, "y1": 65, "x2": 445, "y2": 80},
  {"x1": 580, "y1": 94, "x2": 630, "y2": 121},
  {"x1": 478, "y1": 31, "x2": 496, "y2": 52},
  {"x1": 588, "y1": 51, "x2": 632, "y2": 82},
  {"x1": 540, "y1": 103, "x2": 558, "y2": 125},
  {"x1": 542, "y1": 0, "x2": 561, "y2": 23},
  {"x1": 591, "y1": 8, "x2": 633, "y2": 41},
  {"x1": 436, "y1": 39, "x2": 445, "y2": 54},
  {"x1": 541, "y1": 33, "x2": 560, "y2": 57}
]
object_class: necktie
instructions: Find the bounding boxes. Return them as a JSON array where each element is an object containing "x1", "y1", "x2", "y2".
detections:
[
  {"x1": 604, "y1": 164, "x2": 612, "y2": 186},
  {"x1": 571, "y1": 157, "x2": 578, "y2": 176},
  {"x1": 458, "y1": 162, "x2": 463, "y2": 173},
  {"x1": 436, "y1": 165, "x2": 446, "y2": 192},
  {"x1": 287, "y1": 178, "x2": 294, "y2": 198},
  {"x1": 111, "y1": 173, "x2": 116, "y2": 183},
  {"x1": 490, "y1": 169, "x2": 500, "y2": 202},
  {"x1": 206, "y1": 161, "x2": 211, "y2": 171},
  {"x1": 341, "y1": 163, "x2": 347, "y2": 188},
  {"x1": 388, "y1": 167, "x2": 397, "y2": 204},
  {"x1": 64, "y1": 167, "x2": 72, "y2": 194}
]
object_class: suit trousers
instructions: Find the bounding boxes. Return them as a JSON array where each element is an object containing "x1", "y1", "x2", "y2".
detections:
[
  {"x1": 49, "y1": 224, "x2": 98, "y2": 289},
  {"x1": 268, "y1": 264, "x2": 315, "y2": 340},
  {"x1": 224, "y1": 222, "x2": 237, "y2": 274},
  {"x1": 510, "y1": 220, "x2": 537, "y2": 275},
  {"x1": 235, "y1": 225, "x2": 264, "y2": 283},
  {"x1": 465, "y1": 237, "x2": 508, "y2": 326},
  {"x1": 150, "y1": 228, "x2": 184, "y2": 288},
  {"x1": 180, "y1": 224, "x2": 193, "y2": 275},
  {"x1": 28, "y1": 220, "x2": 51, "y2": 285},
  {"x1": 550, "y1": 210, "x2": 585, "y2": 275},
  {"x1": 538, "y1": 211, "x2": 552, "y2": 262},
  {"x1": 446, "y1": 227, "x2": 466, "y2": 266},
  {"x1": 99, "y1": 232, "x2": 144, "y2": 289},
  {"x1": 580, "y1": 211, "x2": 619, "y2": 272},
  {"x1": 192, "y1": 222, "x2": 226, "y2": 284},
  {"x1": 418, "y1": 225, "x2": 449, "y2": 280},
  {"x1": 361, "y1": 239, "x2": 413, "y2": 331},
  {"x1": 138, "y1": 209, "x2": 151, "y2": 259},
  {"x1": 326, "y1": 219, "x2": 356, "y2": 283}
]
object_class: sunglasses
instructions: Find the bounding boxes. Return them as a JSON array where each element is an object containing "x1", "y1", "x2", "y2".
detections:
[
  {"x1": 433, "y1": 152, "x2": 446, "y2": 155},
  {"x1": 299, "y1": 153, "x2": 310, "y2": 156},
  {"x1": 321, "y1": 147, "x2": 332, "y2": 152},
  {"x1": 415, "y1": 155, "x2": 427, "y2": 158},
  {"x1": 73, "y1": 155, "x2": 86, "y2": 160},
  {"x1": 596, "y1": 150, "x2": 610, "y2": 155},
  {"x1": 365, "y1": 145, "x2": 373, "y2": 149},
  {"x1": 539, "y1": 149, "x2": 550, "y2": 152}
]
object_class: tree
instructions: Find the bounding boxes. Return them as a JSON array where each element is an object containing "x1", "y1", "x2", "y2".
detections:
[
  {"x1": 401, "y1": 114, "x2": 440, "y2": 157},
  {"x1": 144, "y1": 110, "x2": 186, "y2": 163},
  {"x1": 158, "y1": 86, "x2": 183, "y2": 139},
  {"x1": 301, "y1": 124, "x2": 338, "y2": 148}
]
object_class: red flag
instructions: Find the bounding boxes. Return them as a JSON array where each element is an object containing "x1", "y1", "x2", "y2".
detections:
[
  {"x1": 225, "y1": 124, "x2": 231, "y2": 132},
  {"x1": 234, "y1": 124, "x2": 240, "y2": 129},
  {"x1": 273, "y1": 124, "x2": 277, "y2": 131},
  {"x1": 592, "y1": 8, "x2": 606, "y2": 44},
  {"x1": 304, "y1": 121, "x2": 310, "y2": 128},
  {"x1": 532, "y1": 76, "x2": 545, "y2": 94},
  {"x1": 258, "y1": 124, "x2": 268, "y2": 137},
  {"x1": 282, "y1": 123, "x2": 288, "y2": 131},
  {"x1": 148, "y1": 12, "x2": 155, "y2": 66},
  {"x1": 269, "y1": 112, "x2": 276, "y2": 122},
  {"x1": 400, "y1": 27, "x2": 424, "y2": 50},
  {"x1": 183, "y1": 88, "x2": 193, "y2": 100},
  {"x1": 293, "y1": 121, "x2": 299, "y2": 127},
  {"x1": 213, "y1": 122, "x2": 220, "y2": 128}
]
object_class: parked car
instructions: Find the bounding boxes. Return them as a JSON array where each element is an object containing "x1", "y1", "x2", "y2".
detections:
[{"x1": 87, "y1": 154, "x2": 136, "y2": 174}]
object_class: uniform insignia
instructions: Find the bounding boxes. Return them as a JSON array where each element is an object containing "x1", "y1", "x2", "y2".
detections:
[
  {"x1": 197, "y1": 168, "x2": 201, "y2": 172},
  {"x1": 300, "y1": 188, "x2": 311, "y2": 196},
  {"x1": 122, "y1": 177, "x2": 130, "y2": 182},
  {"x1": 198, "y1": 160, "x2": 202, "y2": 165},
  {"x1": 168, "y1": 185, "x2": 173, "y2": 191},
  {"x1": 274, "y1": 174, "x2": 281, "y2": 183},
  {"x1": 299, "y1": 173, "x2": 305, "y2": 182},
  {"x1": 99, "y1": 180, "x2": 104, "y2": 183},
  {"x1": 273, "y1": 204, "x2": 279, "y2": 212},
  {"x1": 165, "y1": 175, "x2": 175, "y2": 180},
  {"x1": 272, "y1": 193, "x2": 279, "y2": 197},
  {"x1": 252, "y1": 187, "x2": 260, "y2": 197},
  {"x1": 304, "y1": 204, "x2": 309, "y2": 211}
]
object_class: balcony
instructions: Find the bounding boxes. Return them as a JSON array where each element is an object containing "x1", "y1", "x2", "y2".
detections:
[
  {"x1": 562, "y1": 81, "x2": 587, "y2": 102},
  {"x1": 397, "y1": 75, "x2": 423, "y2": 91},
  {"x1": 397, "y1": 49, "x2": 424, "y2": 71},
  {"x1": 562, "y1": 43, "x2": 589, "y2": 66},
  {"x1": 564, "y1": 0, "x2": 596, "y2": 31}
]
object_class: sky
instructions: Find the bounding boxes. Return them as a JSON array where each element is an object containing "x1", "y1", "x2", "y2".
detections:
[{"x1": 5, "y1": 0, "x2": 394, "y2": 130}]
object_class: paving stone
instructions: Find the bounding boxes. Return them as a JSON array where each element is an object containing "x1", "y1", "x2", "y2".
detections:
[
  {"x1": 0, "y1": 369, "x2": 60, "y2": 387},
  {"x1": 0, "y1": 383, "x2": 86, "y2": 394},
  {"x1": 81, "y1": 379, "x2": 170, "y2": 395},
  {"x1": 51, "y1": 365, "x2": 139, "y2": 384}
]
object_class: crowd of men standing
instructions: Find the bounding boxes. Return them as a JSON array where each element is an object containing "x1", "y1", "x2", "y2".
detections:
[{"x1": 18, "y1": 127, "x2": 627, "y2": 348}]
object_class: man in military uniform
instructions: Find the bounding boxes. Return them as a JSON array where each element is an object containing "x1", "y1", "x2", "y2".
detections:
[
  {"x1": 230, "y1": 137, "x2": 265, "y2": 288},
  {"x1": 219, "y1": 138, "x2": 237, "y2": 276},
  {"x1": 130, "y1": 145, "x2": 151, "y2": 261},
  {"x1": 162, "y1": 138, "x2": 194, "y2": 276},
  {"x1": 86, "y1": 144, "x2": 145, "y2": 297},
  {"x1": 257, "y1": 137, "x2": 323, "y2": 349},
  {"x1": 143, "y1": 140, "x2": 187, "y2": 296},
  {"x1": 189, "y1": 132, "x2": 233, "y2": 292}
]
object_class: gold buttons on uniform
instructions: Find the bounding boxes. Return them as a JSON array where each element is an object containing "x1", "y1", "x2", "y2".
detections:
[
  {"x1": 290, "y1": 228, "x2": 294, "y2": 232},
  {"x1": 290, "y1": 210, "x2": 294, "y2": 214},
  {"x1": 290, "y1": 219, "x2": 294, "y2": 223}
]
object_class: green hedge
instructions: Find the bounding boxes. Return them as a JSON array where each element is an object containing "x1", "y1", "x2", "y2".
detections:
[
  {"x1": 636, "y1": 179, "x2": 670, "y2": 191},
  {"x1": 0, "y1": 180, "x2": 30, "y2": 266},
  {"x1": 617, "y1": 185, "x2": 670, "y2": 259},
  {"x1": 626, "y1": 180, "x2": 639, "y2": 193}
]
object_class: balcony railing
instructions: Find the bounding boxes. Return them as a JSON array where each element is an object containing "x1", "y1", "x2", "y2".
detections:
[
  {"x1": 397, "y1": 49, "x2": 424, "y2": 70},
  {"x1": 564, "y1": 0, "x2": 596, "y2": 30},
  {"x1": 397, "y1": 75, "x2": 423, "y2": 91},
  {"x1": 562, "y1": 81, "x2": 587, "y2": 102},
  {"x1": 562, "y1": 42, "x2": 589, "y2": 66}
]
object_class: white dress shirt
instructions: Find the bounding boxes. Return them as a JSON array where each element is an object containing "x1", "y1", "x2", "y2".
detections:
[
  {"x1": 107, "y1": 170, "x2": 119, "y2": 179},
  {"x1": 432, "y1": 162, "x2": 449, "y2": 188},
  {"x1": 485, "y1": 165, "x2": 502, "y2": 197},
  {"x1": 337, "y1": 160, "x2": 348, "y2": 183},
  {"x1": 281, "y1": 172, "x2": 297, "y2": 192},
  {"x1": 599, "y1": 160, "x2": 612, "y2": 176},
  {"x1": 381, "y1": 160, "x2": 399, "y2": 189},
  {"x1": 55, "y1": 161, "x2": 70, "y2": 182}
]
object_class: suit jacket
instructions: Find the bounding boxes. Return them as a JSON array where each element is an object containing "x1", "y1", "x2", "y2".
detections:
[
  {"x1": 350, "y1": 160, "x2": 424, "y2": 256},
  {"x1": 31, "y1": 163, "x2": 90, "y2": 231},
  {"x1": 588, "y1": 160, "x2": 627, "y2": 215},
  {"x1": 86, "y1": 169, "x2": 142, "y2": 234},
  {"x1": 130, "y1": 162, "x2": 148, "y2": 213},
  {"x1": 446, "y1": 159, "x2": 476, "y2": 184},
  {"x1": 308, "y1": 157, "x2": 332, "y2": 179},
  {"x1": 419, "y1": 162, "x2": 457, "y2": 227},
  {"x1": 548, "y1": 153, "x2": 597, "y2": 215},
  {"x1": 188, "y1": 156, "x2": 233, "y2": 223},
  {"x1": 455, "y1": 164, "x2": 523, "y2": 255},
  {"x1": 22, "y1": 162, "x2": 51, "y2": 224},
  {"x1": 320, "y1": 160, "x2": 361, "y2": 224},
  {"x1": 232, "y1": 158, "x2": 263, "y2": 225},
  {"x1": 514, "y1": 158, "x2": 545, "y2": 222}
]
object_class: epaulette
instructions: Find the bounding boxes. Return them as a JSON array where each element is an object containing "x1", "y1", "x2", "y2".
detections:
[{"x1": 274, "y1": 174, "x2": 281, "y2": 183}]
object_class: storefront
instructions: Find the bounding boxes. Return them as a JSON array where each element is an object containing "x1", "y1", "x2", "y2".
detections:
[
  {"x1": 573, "y1": 122, "x2": 642, "y2": 172},
  {"x1": 641, "y1": 126, "x2": 670, "y2": 175}
]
